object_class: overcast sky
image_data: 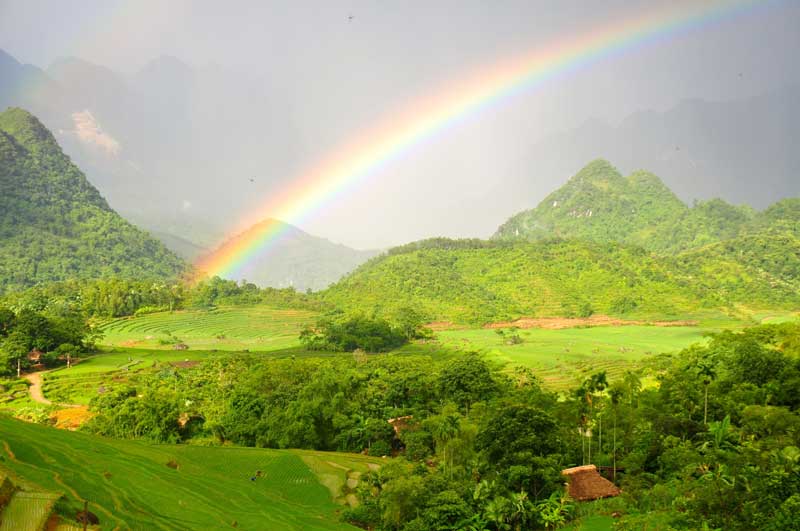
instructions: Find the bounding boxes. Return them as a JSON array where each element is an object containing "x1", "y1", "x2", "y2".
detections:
[{"x1": 1, "y1": 0, "x2": 799, "y2": 248}]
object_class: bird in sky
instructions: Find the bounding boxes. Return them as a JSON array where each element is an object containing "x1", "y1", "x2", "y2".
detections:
[
  {"x1": 347, "y1": 14, "x2": 354, "y2": 22},
  {"x1": 249, "y1": 178, "x2": 255, "y2": 183}
]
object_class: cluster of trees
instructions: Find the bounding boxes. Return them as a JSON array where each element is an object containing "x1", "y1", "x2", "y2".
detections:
[
  {"x1": 0, "y1": 276, "x2": 320, "y2": 319},
  {"x1": 0, "y1": 306, "x2": 98, "y2": 376},
  {"x1": 299, "y1": 309, "x2": 432, "y2": 352},
  {"x1": 82, "y1": 321, "x2": 800, "y2": 530}
]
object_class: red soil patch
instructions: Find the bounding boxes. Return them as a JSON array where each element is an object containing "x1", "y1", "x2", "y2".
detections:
[
  {"x1": 170, "y1": 360, "x2": 199, "y2": 369},
  {"x1": 119, "y1": 340, "x2": 141, "y2": 347},
  {"x1": 51, "y1": 407, "x2": 94, "y2": 430},
  {"x1": 426, "y1": 321, "x2": 464, "y2": 331},
  {"x1": 485, "y1": 315, "x2": 697, "y2": 330}
]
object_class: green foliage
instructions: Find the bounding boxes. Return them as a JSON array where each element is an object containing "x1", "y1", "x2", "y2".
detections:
[
  {"x1": 0, "y1": 305, "x2": 95, "y2": 375},
  {"x1": 0, "y1": 108, "x2": 185, "y2": 292},
  {"x1": 300, "y1": 314, "x2": 408, "y2": 352},
  {"x1": 321, "y1": 237, "x2": 799, "y2": 324}
]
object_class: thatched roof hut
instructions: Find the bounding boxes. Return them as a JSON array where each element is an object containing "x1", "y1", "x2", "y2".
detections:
[{"x1": 561, "y1": 465, "x2": 620, "y2": 501}]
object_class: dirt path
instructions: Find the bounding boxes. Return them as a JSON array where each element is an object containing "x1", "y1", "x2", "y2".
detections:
[{"x1": 24, "y1": 371, "x2": 52, "y2": 405}]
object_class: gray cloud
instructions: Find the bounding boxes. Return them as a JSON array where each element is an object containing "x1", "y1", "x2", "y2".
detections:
[{"x1": 1, "y1": 0, "x2": 799, "y2": 249}]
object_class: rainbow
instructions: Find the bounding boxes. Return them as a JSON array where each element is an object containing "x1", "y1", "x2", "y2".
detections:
[{"x1": 196, "y1": 0, "x2": 768, "y2": 280}]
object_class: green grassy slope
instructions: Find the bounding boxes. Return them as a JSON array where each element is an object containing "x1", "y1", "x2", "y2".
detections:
[
  {"x1": 435, "y1": 325, "x2": 707, "y2": 389},
  {"x1": 0, "y1": 490, "x2": 60, "y2": 531},
  {"x1": 0, "y1": 108, "x2": 185, "y2": 292},
  {"x1": 0, "y1": 416, "x2": 357, "y2": 530},
  {"x1": 320, "y1": 238, "x2": 799, "y2": 325}
]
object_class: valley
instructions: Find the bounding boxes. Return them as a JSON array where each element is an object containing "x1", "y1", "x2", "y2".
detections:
[{"x1": 1, "y1": 20, "x2": 799, "y2": 527}]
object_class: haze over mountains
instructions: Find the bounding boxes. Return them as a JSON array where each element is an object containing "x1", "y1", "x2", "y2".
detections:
[{"x1": 1, "y1": 46, "x2": 799, "y2": 250}]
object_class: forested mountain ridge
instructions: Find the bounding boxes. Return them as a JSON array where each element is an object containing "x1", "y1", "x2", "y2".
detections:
[
  {"x1": 0, "y1": 107, "x2": 186, "y2": 292},
  {"x1": 323, "y1": 161, "x2": 799, "y2": 324},
  {"x1": 494, "y1": 159, "x2": 796, "y2": 253},
  {"x1": 320, "y1": 237, "x2": 800, "y2": 325}
]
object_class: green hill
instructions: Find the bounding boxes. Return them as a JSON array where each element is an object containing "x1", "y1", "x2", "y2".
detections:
[
  {"x1": 493, "y1": 159, "x2": 773, "y2": 253},
  {"x1": 319, "y1": 237, "x2": 800, "y2": 325},
  {"x1": 0, "y1": 415, "x2": 358, "y2": 530},
  {"x1": 0, "y1": 108, "x2": 185, "y2": 292}
]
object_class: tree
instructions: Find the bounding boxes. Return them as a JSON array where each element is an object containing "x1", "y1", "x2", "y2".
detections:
[
  {"x1": 438, "y1": 353, "x2": 497, "y2": 414},
  {"x1": 696, "y1": 360, "x2": 717, "y2": 426}
]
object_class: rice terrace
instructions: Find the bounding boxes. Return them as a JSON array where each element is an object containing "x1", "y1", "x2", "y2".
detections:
[{"x1": 2, "y1": 1, "x2": 800, "y2": 530}]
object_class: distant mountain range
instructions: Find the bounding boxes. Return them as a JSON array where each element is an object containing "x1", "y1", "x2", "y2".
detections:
[
  {"x1": 200, "y1": 219, "x2": 379, "y2": 292},
  {"x1": 505, "y1": 87, "x2": 800, "y2": 210},
  {"x1": 0, "y1": 108, "x2": 185, "y2": 292},
  {"x1": 324, "y1": 160, "x2": 800, "y2": 324},
  {"x1": 2, "y1": 47, "x2": 800, "y2": 241}
]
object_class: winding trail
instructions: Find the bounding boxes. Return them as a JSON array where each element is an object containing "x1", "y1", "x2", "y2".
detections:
[{"x1": 24, "y1": 371, "x2": 51, "y2": 405}]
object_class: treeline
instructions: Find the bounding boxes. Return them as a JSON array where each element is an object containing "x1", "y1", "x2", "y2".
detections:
[
  {"x1": 0, "y1": 276, "x2": 321, "y2": 319},
  {"x1": 81, "y1": 321, "x2": 800, "y2": 530}
]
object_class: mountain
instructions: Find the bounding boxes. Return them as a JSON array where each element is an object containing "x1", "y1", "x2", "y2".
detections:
[
  {"x1": 505, "y1": 86, "x2": 800, "y2": 211},
  {"x1": 322, "y1": 161, "x2": 800, "y2": 324},
  {"x1": 493, "y1": 159, "x2": 795, "y2": 253},
  {"x1": 202, "y1": 219, "x2": 378, "y2": 292},
  {"x1": 0, "y1": 49, "x2": 299, "y2": 246},
  {"x1": 0, "y1": 108, "x2": 185, "y2": 292}
]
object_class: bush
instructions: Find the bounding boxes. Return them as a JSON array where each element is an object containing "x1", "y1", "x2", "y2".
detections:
[{"x1": 369, "y1": 440, "x2": 392, "y2": 457}]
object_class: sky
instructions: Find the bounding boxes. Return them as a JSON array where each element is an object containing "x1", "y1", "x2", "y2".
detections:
[{"x1": 1, "y1": 0, "x2": 799, "y2": 249}]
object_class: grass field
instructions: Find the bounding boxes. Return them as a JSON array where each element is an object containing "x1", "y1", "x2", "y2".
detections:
[
  {"x1": 0, "y1": 415, "x2": 367, "y2": 530},
  {"x1": 98, "y1": 306, "x2": 316, "y2": 352},
  {"x1": 435, "y1": 325, "x2": 709, "y2": 389}
]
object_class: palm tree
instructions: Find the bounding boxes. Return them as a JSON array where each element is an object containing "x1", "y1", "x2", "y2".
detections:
[
  {"x1": 696, "y1": 361, "x2": 717, "y2": 426},
  {"x1": 432, "y1": 414, "x2": 460, "y2": 478},
  {"x1": 609, "y1": 386, "x2": 623, "y2": 481}
]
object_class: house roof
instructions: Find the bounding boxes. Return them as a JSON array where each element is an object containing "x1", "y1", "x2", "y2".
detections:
[{"x1": 561, "y1": 464, "x2": 621, "y2": 501}]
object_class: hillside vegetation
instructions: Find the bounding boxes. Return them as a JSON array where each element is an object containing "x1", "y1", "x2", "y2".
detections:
[
  {"x1": 0, "y1": 108, "x2": 185, "y2": 293},
  {"x1": 320, "y1": 238, "x2": 799, "y2": 325},
  {"x1": 320, "y1": 161, "x2": 799, "y2": 324}
]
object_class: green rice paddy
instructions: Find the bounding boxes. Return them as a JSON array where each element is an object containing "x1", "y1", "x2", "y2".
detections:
[
  {"x1": 0, "y1": 415, "x2": 364, "y2": 530},
  {"x1": 98, "y1": 306, "x2": 316, "y2": 352}
]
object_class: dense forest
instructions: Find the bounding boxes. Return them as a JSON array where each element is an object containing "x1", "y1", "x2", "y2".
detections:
[
  {"x1": 78, "y1": 321, "x2": 800, "y2": 530},
  {"x1": 0, "y1": 108, "x2": 185, "y2": 293}
]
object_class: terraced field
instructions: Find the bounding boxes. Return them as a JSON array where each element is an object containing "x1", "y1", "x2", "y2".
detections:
[
  {"x1": 0, "y1": 490, "x2": 61, "y2": 531},
  {"x1": 435, "y1": 325, "x2": 708, "y2": 390},
  {"x1": 0, "y1": 416, "x2": 364, "y2": 530},
  {"x1": 99, "y1": 306, "x2": 316, "y2": 352}
]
